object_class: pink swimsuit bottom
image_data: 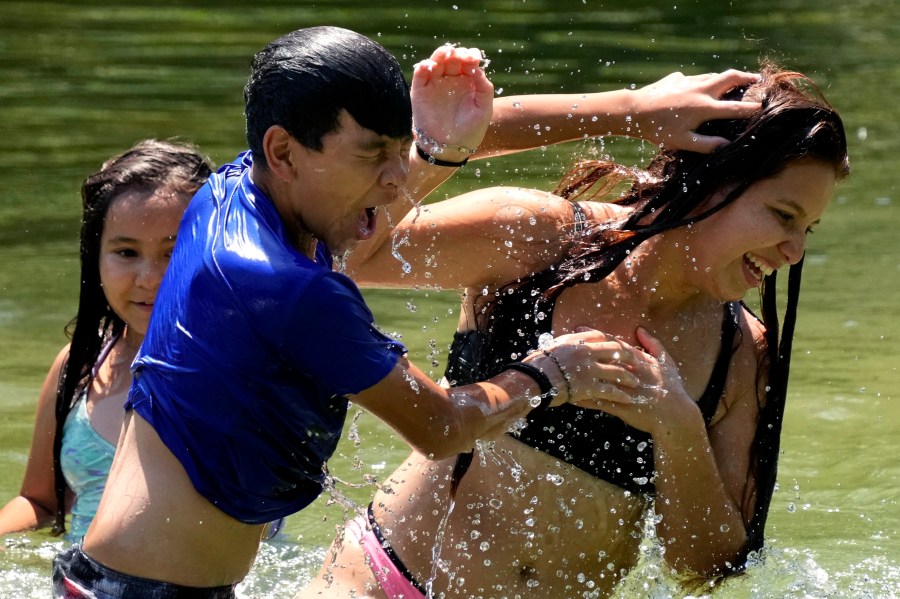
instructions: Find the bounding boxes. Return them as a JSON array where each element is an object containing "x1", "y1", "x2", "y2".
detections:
[{"x1": 347, "y1": 504, "x2": 427, "y2": 599}]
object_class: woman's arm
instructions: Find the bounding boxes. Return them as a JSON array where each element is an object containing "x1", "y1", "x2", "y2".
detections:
[
  {"x1": 650, "y1": 382, "x2": 756, "y2": 575},
  {"x1": 345, "y1": 186, "x2": 620, "y2": 290},
  {"x1": 590, "y1": 327, "x2": 760, "y2": 575},
  {"x1": 480, "y1": 69, "x2": 762, "y2": 158},
  {"x1": 355, "y1": 46, "x2": 491, "y2": 273},
  {"x1": 0, "y1": 346, "x2": 70, "y2": 535}
]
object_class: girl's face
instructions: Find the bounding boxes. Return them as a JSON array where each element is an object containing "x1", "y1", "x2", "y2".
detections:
[
  {"x1": 99, "y1": 189, "x2": 187, "y2": 337},
  {"x1": 684, "y1": 159, "x2": 837, "y2": 301}
]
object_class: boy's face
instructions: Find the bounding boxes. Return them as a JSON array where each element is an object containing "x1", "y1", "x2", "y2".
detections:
[{"x1": 281, "y1": 111, "x2": 412, "y2": 255}]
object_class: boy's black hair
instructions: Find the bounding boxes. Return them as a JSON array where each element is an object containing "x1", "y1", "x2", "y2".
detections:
[{"x1": 244, "y1": 26, "x2": 412, "y2": 166}]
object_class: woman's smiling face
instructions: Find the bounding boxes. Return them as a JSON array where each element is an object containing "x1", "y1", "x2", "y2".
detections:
[{"x1": 684, "y1": 158, "x2": 837, "y2": 301}]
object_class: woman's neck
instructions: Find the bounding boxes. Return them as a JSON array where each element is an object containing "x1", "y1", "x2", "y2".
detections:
[{"x1": 615, "y1": 234, "x2": 712, "y2": 315}]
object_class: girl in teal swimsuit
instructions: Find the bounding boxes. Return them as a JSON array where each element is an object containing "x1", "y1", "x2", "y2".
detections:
[
  {"x1": 0, "y1": 140, "x2": 212, "y2": 541},
  {"x1": 302, "y1": 64, "x2": 850, "y2": 598}
]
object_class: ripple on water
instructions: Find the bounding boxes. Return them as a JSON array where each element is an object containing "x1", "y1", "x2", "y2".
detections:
[
  {"x1": 0, "y1": 537, "x2": 67, "y2": 599},
  {"x1": 236, "y1": 540, "x2": 326, "y2": 599}
]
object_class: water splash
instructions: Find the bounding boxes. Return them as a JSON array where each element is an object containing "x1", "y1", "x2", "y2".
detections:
[
  {"x1": 424, "y1": 496, "x2": 458, "y2": 599},
  {"x1": 386, "y1": 189, "x2": 423, "y2": 275},
  {"x1": 606, "y1": 503, "x2": 884, "y2": 599},
  {"x1": 346, "y1": 409, "x2": 363, "y2": 447}
]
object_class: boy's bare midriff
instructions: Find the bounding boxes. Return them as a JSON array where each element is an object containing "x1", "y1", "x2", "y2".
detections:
[{"x1": 83, "y1": 412, "x2": 266, "y2": 587}]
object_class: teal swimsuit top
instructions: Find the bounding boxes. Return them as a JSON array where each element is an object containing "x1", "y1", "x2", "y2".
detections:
[
  {"x1": 59, "y1": 337, "x2": 117, "y2": 541},
  {"x1": 60, "y1": 390, "x2": 116, "y2": 541}
]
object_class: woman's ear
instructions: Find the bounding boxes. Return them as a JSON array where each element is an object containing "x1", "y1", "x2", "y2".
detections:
[{"x1": 261, "y1": 125, "x2": 296, "y2": 182}]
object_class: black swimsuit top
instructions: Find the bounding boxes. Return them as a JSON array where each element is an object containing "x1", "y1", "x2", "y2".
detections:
[{"x1": 445, "y1": 283, "x2": 741, "y2": 495}]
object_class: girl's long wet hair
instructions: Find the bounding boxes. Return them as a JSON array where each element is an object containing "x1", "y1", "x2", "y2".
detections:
[
  {"x1": 51, "y1": 139, "x2": 213, "y2": 535},
  {"x1": 539, "y1": 64, "x2": 848, "y2": 561}
]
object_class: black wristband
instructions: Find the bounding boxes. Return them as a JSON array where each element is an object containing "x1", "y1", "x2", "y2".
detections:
[
  {"x1": 503, "y1": 361, "x2": 556, "y2": 412},
  {"x1": 415, "y1": 143, "x2": 469, "y2": 167},
  {"x1": 542, "y1": 349, "x2": 574, "y2": 401}
]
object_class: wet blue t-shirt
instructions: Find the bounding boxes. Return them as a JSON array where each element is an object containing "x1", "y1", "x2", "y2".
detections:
[{"x1": 127, "y1": 151, "x2": 405, "y2": 524}]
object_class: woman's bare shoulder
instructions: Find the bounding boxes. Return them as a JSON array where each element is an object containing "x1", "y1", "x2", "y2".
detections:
[{"x1": 715, "y1": 304, "x2": 767, "y2": 418}]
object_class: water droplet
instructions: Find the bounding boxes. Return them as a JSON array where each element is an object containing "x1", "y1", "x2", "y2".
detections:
[
  {"x1": 546, "y1": 473, "x2": 564, "y2": 486},
  {"x1": 537, "y1": 332, "x2": 554, "y2": 349}
]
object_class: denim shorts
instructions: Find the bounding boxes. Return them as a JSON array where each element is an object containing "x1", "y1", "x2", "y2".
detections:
[{"x1": 52, "y1": 544, "x2": 237, "y2": 599}]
